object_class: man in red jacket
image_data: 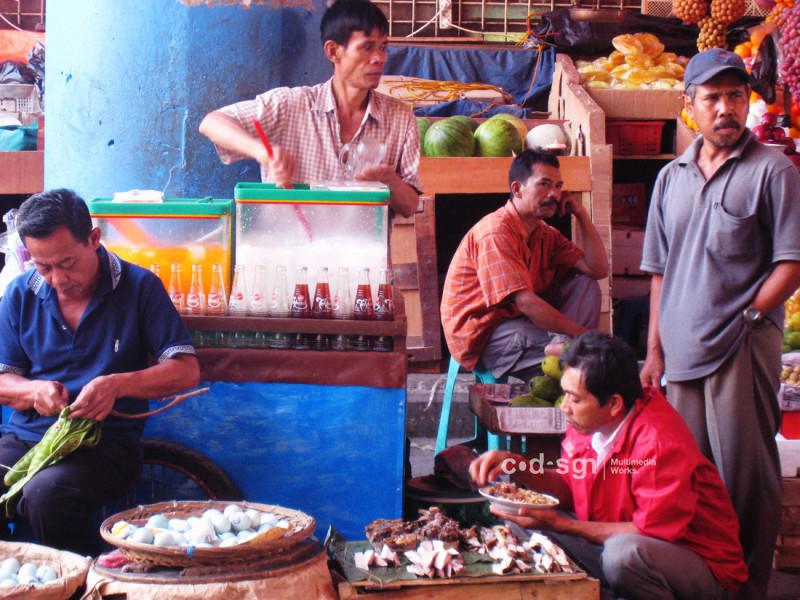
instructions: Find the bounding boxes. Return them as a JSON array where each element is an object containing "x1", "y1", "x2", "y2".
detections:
[{"x1": 471, "y1": 332, "x2": 746, "y2": 599}]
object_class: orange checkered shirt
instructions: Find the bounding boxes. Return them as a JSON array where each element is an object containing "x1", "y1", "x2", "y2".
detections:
[
  {"x1": 212, "y1": 78, "x2": 421, "y2": 191},
  {"x1": 441, "y1": 201, "x2": 583, "y2": 370}
]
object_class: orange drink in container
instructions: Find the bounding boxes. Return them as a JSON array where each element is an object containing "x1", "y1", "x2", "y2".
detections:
[{"x1": 87, "y1": 197, "x2": 233, "y2": 296}]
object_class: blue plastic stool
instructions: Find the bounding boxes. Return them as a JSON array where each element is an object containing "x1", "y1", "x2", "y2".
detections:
[{"x1": 435, "y1": 357, "x2": 506, "y2": 455}]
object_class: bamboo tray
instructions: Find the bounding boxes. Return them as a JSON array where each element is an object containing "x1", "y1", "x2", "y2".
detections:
[{"x1": 100, "y1": 500, "x2": 315, "y2": 567}]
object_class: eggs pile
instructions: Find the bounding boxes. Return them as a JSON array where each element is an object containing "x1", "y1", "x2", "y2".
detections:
[
  {"x1": 111, "y1": 504, "x2": 290, "y2": 549},
  {"x1": 0, "y1": 557, "x2": 58, "y2": 588}
]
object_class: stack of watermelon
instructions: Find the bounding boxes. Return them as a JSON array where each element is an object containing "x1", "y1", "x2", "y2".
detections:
[{"x1": 419, "y1": 114, "x2": 527, "y2": 157}]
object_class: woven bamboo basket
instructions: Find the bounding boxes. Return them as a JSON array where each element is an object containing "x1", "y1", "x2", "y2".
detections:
[{"x1": 99, "y1": 500, "x2": 315, "y2": 568}]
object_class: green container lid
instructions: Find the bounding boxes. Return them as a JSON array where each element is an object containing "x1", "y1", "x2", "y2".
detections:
[
  {"x1": 234, "y1": 182, "x2": 389, "y2": 205},
  {"x1": 88, "y1": 197, "x2": 233, "y2": 217}
]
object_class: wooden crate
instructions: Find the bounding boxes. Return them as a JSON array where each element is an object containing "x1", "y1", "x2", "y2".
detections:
[
  {"x1": 776, "y1": 477, "x2": 800, "y2": 572},
  {"x1": 338, "y1": 575, "x2": 599, "y2": 599}
]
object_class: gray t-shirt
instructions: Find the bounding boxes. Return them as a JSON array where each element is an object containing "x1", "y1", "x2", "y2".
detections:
[{"x1": 641, "y1": 129, "x2": 800, "y2": 381}]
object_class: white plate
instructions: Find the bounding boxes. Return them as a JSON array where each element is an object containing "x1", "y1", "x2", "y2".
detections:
[{"x1": 478, "y1": 487, "x2": 559, "y2": 514}]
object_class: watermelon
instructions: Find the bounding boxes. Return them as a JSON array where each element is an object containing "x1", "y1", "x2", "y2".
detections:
[
  {"x1": 423, "y1": 119, "x2": 475, "y2": 157},
  {"x1": 488, "y1": 113, "x2": 527, "y2": 153},
  {"x1": 474, "y1": 118, "x2": 522, "y2": 157},
  {"x1": 417, "y1": 117, "x2": 433, "y2": 156},
  {"x1": 447, "y1": 115, "x2": 479, "y2": 132}
]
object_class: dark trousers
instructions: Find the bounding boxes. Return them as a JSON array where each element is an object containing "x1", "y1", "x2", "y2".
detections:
[{"x1": 0, "y1": 432, "x2": 141, "y2": 555}]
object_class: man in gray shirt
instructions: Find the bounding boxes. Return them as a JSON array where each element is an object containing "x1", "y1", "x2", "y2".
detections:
[{"x1": 640, "y1": 48, "x2": 800, "y2": 599}]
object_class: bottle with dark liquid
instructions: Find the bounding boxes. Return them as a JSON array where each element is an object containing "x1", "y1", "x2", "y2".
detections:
[
  {"x1": 353, "y1": 267, "x2": 374, "y2": 320},
  {"x1": 374, "y1": 268, "x2": 394, "y2": 321},
  {"x1": 291, "y1": 266, "x2": 311, "y2": 319},
  {"x1": 311, "y1": 267, "x2": 333, "y2": 319}
]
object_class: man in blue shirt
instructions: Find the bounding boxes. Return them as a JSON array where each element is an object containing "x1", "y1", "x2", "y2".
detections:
[{"x1": 0, "y1": 189, "x2": 199, "y2": 553}]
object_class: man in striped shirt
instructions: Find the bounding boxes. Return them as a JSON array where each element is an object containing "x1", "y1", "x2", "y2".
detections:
[
  {"x1": 199, "y1": 0, "x2": 420, "y2": 218},
  {"x1": 441, "y1": 150, "x2": 608, "y2": 380}
]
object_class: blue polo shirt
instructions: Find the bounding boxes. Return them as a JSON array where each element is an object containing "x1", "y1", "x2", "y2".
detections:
[{"x1": 0, "y1": 246, "x2": 195, "y2": 443}]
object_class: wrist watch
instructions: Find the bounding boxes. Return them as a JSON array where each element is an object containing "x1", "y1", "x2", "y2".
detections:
[{"x1": 742, "y1": 306, "x2": 766, "y2": 328}]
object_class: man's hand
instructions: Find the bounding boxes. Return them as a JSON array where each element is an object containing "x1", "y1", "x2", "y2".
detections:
[
  {"x1": 559, "y1": 192, "x2": 585, "y2": 218},
  {"x1": 640, "y1": 349, "x2": 664, "y2": 388},
  {"x1": 469, "y1": 450, "x2": 522, "y2": 487},
  {"x1": 355, "y1": 163, "x2": 394, "y2": 185},
  {"x1": 491, "y1": 505, "x2": 568, "y2": 531},
  {"x1": 70, "y1": 374, "x2": 120, "y2": 421},
  {"x1": 259, "y1": 145, "x2": 296, "y2": 190},
  {"x1": 24, "y1": 381, "x2": 69, "y2": 416}
]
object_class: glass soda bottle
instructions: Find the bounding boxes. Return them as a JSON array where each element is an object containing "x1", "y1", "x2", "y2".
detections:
[
  {"x1": 332, "y1": 267, "x2": 352, "y2": 320},
  {"x1": 185, "y1": 264, "x2": 206, "y2": 315},
  {"x1": 353, "y1": 267, "x2": 374, "y2": 320},
  {"x1": 168, "y1": 263, "x2": 185, "y2": 314},
  {"x1": 228, "y1": 264, "x2": 248, "y2": 316},
  {"x1": 312, "y1": 267, "x2": 333, "y2": 319},
  {"x1": 248, "y1": 264, "x2": 268, "y2": 317},
  {"x1": 150, "y1": 263, "x2": 162, "y2": 286},
  {"x1": 206, "y1": 264, "x2": 228, "y2": 316},
  {"x1": 270, "y1": 265, "x2": 290, "y2": 318},
  {"x1": 291, "y1": 266, "x2": 311, "y2": 319},
  {"x1": 374, "y1": 268, "x2": 394, "y2": 321}
]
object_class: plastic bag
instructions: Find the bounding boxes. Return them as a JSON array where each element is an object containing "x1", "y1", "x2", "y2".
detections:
[
  {"x1": 27, "y1": 41, "x2": 45, "y2": 108},
  {"x1": 751, "y1": 33, "x2": 777, "y2": 105},
  {"x1": 0, "y1": 60, "x2": 35, "y2": 84},
  {"x1": 0, "y1": 121, "x2": 38, "y2": 151},
  {"x1": 535, "y1": 8, "x2": 761, "y2": 57},
  {"x1": 0, "y1": 209, "x2": 33, "y2": 299}
]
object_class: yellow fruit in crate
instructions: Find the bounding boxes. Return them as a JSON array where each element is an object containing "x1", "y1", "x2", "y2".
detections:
[
  {"x1": 625, "y1": 53, "x2": 655, "y2": 68},
  {"x1": 592, "y1": 57, "x2": 614, "y2": 72},
  {"x1": 587, "y1": 80, "x2": 612, "y2": 88},
  {"x1": 790, "y1": 312, "x2": 800, "y2": 331},
  {"x1": 578, "y1": 65, "x2": 612, "y2": 81},
  {"x1": 648, "y1": 65, "x2": 675, "y2": 79},
  {"x1": 626, "y1": 69, "x2": 659, "y2": 85},
  {"x1": 656, "y1": 52, "x2": 679, "y2": 65},
  {"x1": 609, "y1": 50, "x2": 627, "y2": 66},
  {"x1": 611, "y1": 64, "x2": 632, "y2": 78},
  {"x1": 612, "y1": 34, "x2": 644, "y2": 55},
  {"x1": 634, "y1": 32, "x2": 666, "y2": 57},
  {"x1": 664, "y1": 62, "x2": 686, "y2": 78},
  {"x1": 652, "y1": 79, "x2": 680, "y2": 89}
]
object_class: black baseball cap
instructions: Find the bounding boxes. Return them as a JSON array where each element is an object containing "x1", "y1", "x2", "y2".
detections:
[{"x1": 684, "y1": 48, "x2": 750, "y2": 86}]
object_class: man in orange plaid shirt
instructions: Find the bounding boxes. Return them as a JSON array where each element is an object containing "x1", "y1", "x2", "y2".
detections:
[{"x1": 441, "y1": 150, "x2": 608, "y2": 381}]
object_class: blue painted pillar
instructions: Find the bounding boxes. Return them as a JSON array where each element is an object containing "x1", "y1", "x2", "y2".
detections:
[{"x1": 45, "y1": 0, "x2": 331, "y2": 200}]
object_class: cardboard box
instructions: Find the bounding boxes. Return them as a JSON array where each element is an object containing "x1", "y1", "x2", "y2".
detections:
[
  {"x1": 611, "y1": 276, "x2": 651, "y2": 299},
  {"x1": 469, "y1": 383, "x2": 566, "y2": 435},
  {"x1": 612, "y1": 182, "x2": 648, "y2": 227},
  {"x1": 586, "y1": 87, "x2": 683, "y2": 120},
  {"x1": 612, "y1": 227, "x2": 646, "y2": 276}
]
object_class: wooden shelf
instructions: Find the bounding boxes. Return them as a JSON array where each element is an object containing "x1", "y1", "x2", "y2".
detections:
[
  {"x1": 613, "y1": 154, "x2": 675, "y2": 160},
  {"x1": 419, "y1": 155, "x2": 592, "y2": 195},
  {"x1": 183, "y1": 314, "x2": 406, "y2": 337},
  {"x1": 0, "y1": 151, "x2": 43, "y2": 194}
]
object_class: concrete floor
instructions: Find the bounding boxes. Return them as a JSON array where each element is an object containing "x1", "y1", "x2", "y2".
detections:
[{"x1": 405, "y1": 374, "x2": 800, "y2": 599}]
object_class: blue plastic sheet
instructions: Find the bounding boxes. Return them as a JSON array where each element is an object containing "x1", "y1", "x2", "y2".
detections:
[
  {"x1": 144, "y1": 381, "x2": 406, "y2": 540},
  {"x1": 413, "y1": 99, "x2": 528, "y2": 118},
  {"x1": 385, "y1": 45, "x2": 555, "y2": 112}
]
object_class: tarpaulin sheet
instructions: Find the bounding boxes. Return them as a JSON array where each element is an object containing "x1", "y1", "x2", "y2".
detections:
[
  {"x1": 144, "y1": 381, "x2": 406, "y2": 541},
  {"x1": 413, "y1": 99, "x2": 528, "y2": 118},
  {"x1": 385, "y1": 44, "x2": 555, "y2": 108}
]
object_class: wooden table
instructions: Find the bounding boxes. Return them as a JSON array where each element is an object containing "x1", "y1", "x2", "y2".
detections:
[{"x1": 337, "y1": 573, "x2": 599, "y2": 599}]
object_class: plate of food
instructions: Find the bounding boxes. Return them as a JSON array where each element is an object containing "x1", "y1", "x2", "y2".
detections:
[{"x1": 479, "y1": 482, "x2": 559, "y2": 514}]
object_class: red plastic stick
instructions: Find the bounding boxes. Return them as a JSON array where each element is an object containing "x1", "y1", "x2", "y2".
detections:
[{"x1": 252, "y1": 119, "x2": 313, "y2": 242}]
